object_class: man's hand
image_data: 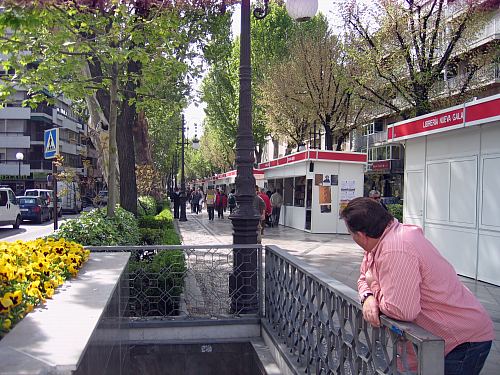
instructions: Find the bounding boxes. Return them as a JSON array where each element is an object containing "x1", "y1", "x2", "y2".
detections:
[{"x1": 362, "y1": 295, "x2": 380, "y2": 327}]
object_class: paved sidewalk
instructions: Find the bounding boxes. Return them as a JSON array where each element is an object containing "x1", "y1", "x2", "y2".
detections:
[{"x1": 178, "y1": 210, "x2": 499, "y2": 374}]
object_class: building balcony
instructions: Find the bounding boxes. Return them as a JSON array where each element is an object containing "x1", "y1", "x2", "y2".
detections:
[
  {"x1": 430, "y1": 62, "x2": 500, "y2": 97},
  {"x1": 367, "y1": 131, "x2": 388, "y2": 147},
  {"x1": 0, "y1": 107, "x2": 30, "y2": 120},
  {"x1": 0, "y1": 134, "x2": 31, "y2": 148},
  {"x1": 0, "y1": 161, "x2": 30, "y2": 177}
]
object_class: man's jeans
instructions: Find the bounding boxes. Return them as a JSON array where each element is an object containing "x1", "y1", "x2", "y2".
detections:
[{"x1": 445, "y1": 341, "x2": 492, "y2": 375}]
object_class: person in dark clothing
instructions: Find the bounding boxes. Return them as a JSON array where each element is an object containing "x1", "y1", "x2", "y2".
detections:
[
  {"x1": 172, "y1": 187, "x2": 181, "y2": 219},
  {"x1": 369, "y1": 190, "x2": 388, "y2": 211},
  {"x1": 228, "y1": 189, "x2": 236, "y2": 214}
]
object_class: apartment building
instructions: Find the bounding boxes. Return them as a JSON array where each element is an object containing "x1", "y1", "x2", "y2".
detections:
[{"x1": 0, "y1": 89, "x2": 100, "y2": 195}]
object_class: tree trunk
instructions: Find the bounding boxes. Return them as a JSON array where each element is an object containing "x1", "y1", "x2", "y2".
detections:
[
  {"x1": 335, "y1": 134, "x2": 345, "y2": 151},
  {"x1": 116, "y1": 58, "x2": 140, "y2": 216},
  {"x1": 134, "y1": 111, "x2": 152, "y2": 165},
  {"x1": 323, "y1": 125, "x2": 333, "y2": 150},
  {"x1": 107, "y1": 62, "x2": 119, "y2": 217}
]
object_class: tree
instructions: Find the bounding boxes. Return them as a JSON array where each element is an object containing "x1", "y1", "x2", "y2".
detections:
[
  {"x1": 342, "y1": 0, "x2": 497, "y2": 117},
  {"x1": 1, "y1": 1, "x2": 236, "y2": 215},
  {"x1": 260, "y1": 15, "x2": 370, "y2": 150}
]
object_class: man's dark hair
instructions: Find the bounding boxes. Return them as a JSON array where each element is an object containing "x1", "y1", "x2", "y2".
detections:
[{"x1": 340, "y1": 197, "x2": 393, "y2": 238}]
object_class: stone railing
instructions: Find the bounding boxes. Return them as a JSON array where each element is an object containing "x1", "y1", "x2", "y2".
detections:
[{"x1": 264, "y1": 245, "x2": 445, "y2": 375}]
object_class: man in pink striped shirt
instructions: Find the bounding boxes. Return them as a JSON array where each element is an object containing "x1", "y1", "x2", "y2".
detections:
[{"x1": 341, "y1": 197, "x2": 494, "y2": 375}]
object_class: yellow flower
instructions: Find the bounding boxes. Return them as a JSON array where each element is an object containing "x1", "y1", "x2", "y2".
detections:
[
  {"x1": 0, "y1": 294, "x2": 14, "y2": 313},
  {"x1": 2, "y1": 318, "x2": 11, "y2": 330}
]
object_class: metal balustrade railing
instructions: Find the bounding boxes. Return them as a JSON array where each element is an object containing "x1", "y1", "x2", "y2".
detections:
[
  {"x1": 87, "y1": 245, "x2": 262, "y2": 319},
  {"x1": 87, "y1": 244, "x2": 444, "y2": 374},
  {"x1": 264, "y1": 245, "x2": 444, "y2": 375}
]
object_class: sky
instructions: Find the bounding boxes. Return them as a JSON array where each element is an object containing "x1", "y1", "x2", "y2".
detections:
[{"x1": 183, "y1": 0, "x2": 339, "y2": 138}]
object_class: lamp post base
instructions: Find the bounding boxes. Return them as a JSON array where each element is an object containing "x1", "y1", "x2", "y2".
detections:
[{"x1": 229, "y1": 215, "x2": 260, "y2": 314}]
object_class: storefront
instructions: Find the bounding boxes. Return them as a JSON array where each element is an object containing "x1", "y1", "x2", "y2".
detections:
[
  {"x1": 258, "y1": 150, "x2": 366, "y2": 234},
  {"x1": 388, "y1": 93, "x2": 500, "y2": 286},
  {"x1": 193, "y1": 169, "x2": 264, "y2": 193}
]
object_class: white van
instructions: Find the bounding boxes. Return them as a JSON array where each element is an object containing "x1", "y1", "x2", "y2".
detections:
[
  {"x1": 24, "y1": 189, "x2": 62, "y2": 218},
  {"x1": 57, "y1": 181, "x2": 82, "y2": 213},
  {"x1": 0, "y1": 186, "x2": 22, "y2": 229}
]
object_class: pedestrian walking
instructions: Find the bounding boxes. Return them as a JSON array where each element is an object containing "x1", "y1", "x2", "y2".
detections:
[
  {"x1": 258, "y1": 187, "x2": 272, "y2": 229},
  {"x1": 270, "y1": 189, "x2": 283, "y2": 227},
  {"x1": 172, "y1": 187, "x2": 180, "y2": 219},
  {"x1": 205, "y1": 189, "x2": 215, "y2": 221},
  {"x1": 198, "y1": 188, "x2": 204, "y2": 213},
  {"x1": 341, "y1": 197, "x2": 494, "y2": 375},
  {"x1": 215, "y1": 189, "x2": 227, "y2": 219},
  {"x1": 228, "y1": 189, "x2": 237, "y2": 214},
  {"x1": 191, "y1": 189, "x2": 201, "y2": 214}
]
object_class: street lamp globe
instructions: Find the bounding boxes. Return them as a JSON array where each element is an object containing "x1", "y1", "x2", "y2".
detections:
[
  {"x1": 16, "y1": 152, "x2": 24, "y2": 161},
  {"x1": 192, "y1": 138, "x2": 200, "y2": 150},
  {"x1": 286, "y1": 0, "x2": 318, "y2": 22}
]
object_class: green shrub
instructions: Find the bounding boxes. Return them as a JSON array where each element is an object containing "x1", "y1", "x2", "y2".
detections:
[
  {"x1": 155, "y1": 208, "x2": 174, "y2": 229},
  {"x1": 387, "y1": 204, "x2": 403, "y2": 223},
  {"x1": 51, "y1": 206, "x2": 140, "y2": 246},
  {"x1": 137, "y1": 196, "x2": 158, "y2": 217},
  {"x1": 128, "y1": 249, "x2": 185, "y2": 316},
  {"x1": 163, "y1": 228, "x2": 181, "y2": 245},
  {"x1": 156, "y1": 198, "x2": 171, "y2": 213},
  {"x1": 139, "y1": 228, "x2": 164, "y2": 245},
  {"x1": 138, "y1": 215, "x2": 167, "y2": 229}
]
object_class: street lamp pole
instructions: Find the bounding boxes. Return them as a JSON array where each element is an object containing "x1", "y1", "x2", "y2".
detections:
[
  {"x1": 229, "y1": 0, "x2": 318, "y2": 314},
  {"x1": 16, "y1": 152, "x2": 24, "y2": 194},
  {"x1": 179, "y1": 114, "x2": 188, "y2": 222}
]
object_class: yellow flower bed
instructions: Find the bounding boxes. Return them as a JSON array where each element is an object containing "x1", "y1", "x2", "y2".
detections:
[{"x1": 0, "y1": 238, "x2": 90, "y2": 337}]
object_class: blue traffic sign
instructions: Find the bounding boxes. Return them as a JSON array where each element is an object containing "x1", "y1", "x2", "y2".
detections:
[{"x1": 44, "y1": 128, "x2": 59, "y2": 159}]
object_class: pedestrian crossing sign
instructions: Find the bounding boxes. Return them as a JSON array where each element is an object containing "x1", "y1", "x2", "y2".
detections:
[{"x1": 44, "y1": 128, "x2": 59, "y2": 159}]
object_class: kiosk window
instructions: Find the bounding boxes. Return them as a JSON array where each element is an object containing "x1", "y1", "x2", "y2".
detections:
[
  {"x1": 294, "y1": 176, "x2": 306, "y2": 207},
  {"x1": 284, "y1": 177, "x2": 294, "y2": 206}
]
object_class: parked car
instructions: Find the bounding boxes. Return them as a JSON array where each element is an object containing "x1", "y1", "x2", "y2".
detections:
[
  {"x1": 24, "y1": 189, "x2": 62, "y2": 218},
  {"x1": 17, "y1": 196, "x2": 51, "y2": 224},
  {"x1": 57, "y1": 181, "x2": 82, "y2": 213},
  {"x1": 0, "y1": 186, "x2": 22, "y2": 229}
]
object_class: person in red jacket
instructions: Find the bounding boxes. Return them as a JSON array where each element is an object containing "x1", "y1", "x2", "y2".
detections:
[
  {"x1": 257, "y1": 187, "x2": 272, "y2": 231},
  {"x1": 215, "y1": 189, "x2": 227, "y2": 219}
]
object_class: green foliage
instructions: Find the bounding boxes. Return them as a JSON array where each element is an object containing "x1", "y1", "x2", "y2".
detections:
[
  {"x1": 137, "y1": 207, "x2": 178, "y2": 244},
  {"x1": 137, "y1": 196, "x2": 158, "y2": 217},
  {"x1": 52, "y1": 206, "x2": 140, "y2": 246},
  {"x1": 138, "y1": 228, "x2": 164, "y2": 245},
  {"x1": 155, "y1": 207, "x2": 175, "y2": 228},
  {"x1": 387, "y1": 204, "x2": 403, "y2": 223},
  {"x1": 128, "y1": 249, "x2": 185, "y2": 316},
  {"x1": 138, "y1": 215, "x2": 167, "y2": 230}
]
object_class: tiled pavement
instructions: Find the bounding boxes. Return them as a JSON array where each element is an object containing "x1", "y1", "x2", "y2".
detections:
[{"x1": 178, "y1": 210, "x2": 500, "y2": 374}]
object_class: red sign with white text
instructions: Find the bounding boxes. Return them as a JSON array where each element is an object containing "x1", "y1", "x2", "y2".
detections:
[
  {"x1": 372, "y1": 160, "x2": 391, "y2": 171},
  {"x1": 388, "y1": 107, "x2": 464, "y2": 140},
  {"x1": 388, "y1": 94, "x2": 500, "y2": 141},
  {"x1": 258, "y1": 150, "x2": 367, "y2": 169}
]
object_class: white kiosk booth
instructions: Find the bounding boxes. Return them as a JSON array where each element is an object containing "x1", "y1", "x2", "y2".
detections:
[
  {"x1": 258, "y1": 150, "x2": 367, "y2": 234},
  {"x1": 389, "y1": 93, "x2": 500, "y2": 286},
  {"x1": 193, "y1": 169, "x2": 265, "y2": 193}
]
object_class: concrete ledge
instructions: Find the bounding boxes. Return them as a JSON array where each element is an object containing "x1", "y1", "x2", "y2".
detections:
[
  {"x1": 0, "y1": 253, "x2": 130, "y2": 375},
  {"x1": 127, "y1": 319, "x2": 261, "y2": 344}
]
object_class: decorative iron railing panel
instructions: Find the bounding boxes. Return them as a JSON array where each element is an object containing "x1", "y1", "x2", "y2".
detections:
[
  {"x1": 264, "y1": 245, "x2": 444, "y2": 375},
  {"x1": 87, "y1": 245, "x2": 262, "y2": 319}
]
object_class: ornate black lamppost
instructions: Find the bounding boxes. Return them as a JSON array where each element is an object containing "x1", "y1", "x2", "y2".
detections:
[
  {"x1": 229, "y1": 0, "x2": 318, "y2": 313},
  {"x1": 179, "y1": 114, "x2": 188, "y2": 222}
]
